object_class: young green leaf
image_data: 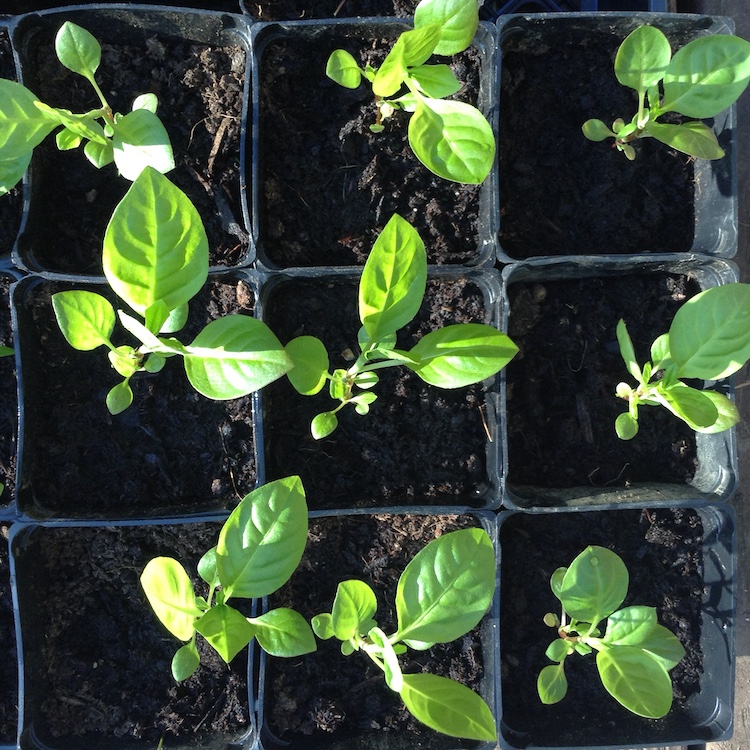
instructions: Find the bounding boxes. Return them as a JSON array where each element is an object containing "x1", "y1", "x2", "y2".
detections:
[
  {"x1": 373, "y1": 24, "x2": 442, "y2": 98},
  {"x1": 359, "y1": 213, "x2": 427, "y2": 342},
  {"x1": 409, "y1": 64, "x2": 461, "y2": 99},
  {"x1": 84, "y1": 139, "x2": 114, "y2": 169},
  {"x1": 581, "y1": 118, "x2": 617, "y2": 142},
  {"x1": 0, "y1": 151, "x2": 32, "y2": 196},
  {"x1": 692, "y1": 389, "x2": 740, "y2": 433},
  {"x1": 183, "y1": 315, "x2": 292, "y2": 400},
  {"x1": 172, "y1": 641, "x2": 200, "y2": 681},
  {"x1": 614, "y1": 26, "x2": 671, "y2": 92},
  {"x1": 408, "y1": 97, "x2": 495, "y2": 184},
  {"x1": 198, "y1": 547, "x2": 218, "y2": 586},
  {"x1": 311, "y1": 613, "x2": 335, "y2": 640},
  {"x1": 111, "y1": 108, "x2": 175, "y2": 180},
  {"x1": 413, "y1": 0, "x2": 478, "y2": 56},
  {"x1": 370, "y1": 627, "x2": 404, "y2": 691},
  {"x1": 140, "y1": 557, "x2": 202, "y2": 641},
  {"x1": 326, "y1": 50, "x2": 363, "y2": 89},
  {"x1": 645, "y1": 119, "x2": 724, "y2": 159},
  {"x1": 615, "y1": 411, "x2": 639, "y2": 440},
  {"x1": 0, "y1": 80, "x2": 59, "y2": 158},
  {"x1": 407, "y1": 324, "x2": 518, "y2": 388},
  {"x1": 616, "y1": 319, "x2": 642, "y2": 382},
  {"x1": 395, "y1": 528, "x2": 495, "y2": 645},
  {"x1": 55, "y1": 21, "x2": 101, "y2": 81},
  {"x1": 545, "y1": 638, "x2": 571, "y2": 663},
  {"x1": 331, "y1": 580, "x2": 378, "y2": 640},
  {"x1": 637, "y1": 623, "x2": 686, "y2": 670},
  {"x1": 537, "y1": 662, "x2": 568, "y2": 705},
  {"x1": 194, "y1": 603, "x2": 256, "y2": 663},
  {"x1": 603, "y1": 605, "x2": 658, "y2": 645},
  {"x1": 285, "y1": 336, "x2": 329, "y2": 395},
  {"x1": 106, "y1": 380, "x2": 134, "y2": 415},
  {"x1": 52, "y1": 290, "x2": 116, "y2": 351},
  {"x1": 399, "y1": 673, "x2": 496, "y2": 741},
  {"x1": 659, "y1": 383, "x2": 718, "y2": 429},
  {"x1": 103, "y1": 167, "x2": 208, "y2": 318},
  {"x1": 216, "y1": 476, "x2": 308, "y2": 600},
  {"x1": 250, "y1": 608, "x2": 317, "y2": 658},
  {"x1": 312, "y1": 411, "x2": 339, "y2": 440}
]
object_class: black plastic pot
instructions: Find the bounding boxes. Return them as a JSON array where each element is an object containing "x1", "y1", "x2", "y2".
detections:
[
  {"x1": 0, "y1": 266, "x2": 20, "y2": 523},
  {"x1": 9, "y1": 517, "x2": 256, "y2": 750},
  {"x1": 10, "y1": 4, "x2": 253, "y2": 275},
  {"x1": 12, "y1": 271, "x2": 263, "y2": 521},
  {"x1": 501, "y1": 255, "x2": 739, "y2": 510},
  {"x1": 480, "y1": 0, "x2": 668, "y2": 20},
  {"x1": 497, "y1": 502, "x2": 736, "y2": 749},
  {"x1": 495, "y1": 12, "x2": 738, "y2": 263},
  {"x1": 250, "y1": 18, "x2": 498, "y2": 270},
  {"x1": 0, "y1": 521, "x2": 18, "y2": 750},
  {"x1": 256, "y1": 266, "x2": 504, "y2": 511},
  {"x1": 253, "y1": 508, "x2": 499, "y2": 750}
]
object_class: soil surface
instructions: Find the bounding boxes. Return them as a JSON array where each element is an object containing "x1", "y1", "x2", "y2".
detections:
[
  {"x1": 18, "y1": 275, "x2": 257, "y2": 518},
  {"x1": 506, "y1": 272, "x2": 700, "y2": 498},
  {"x1": 497, "y1": 17, "x2": 696, "y2": 259},
  {"x1": 262, "y1": 276, "x2": 493, "y2": 510},
  {"x1": 0, "y1": 276, "x2": 17, "y2": 508},
  {"x1": 247, "y1": 0, "x2": 417, "y2": 20},
  {"x1": 0, "y1": 524, "x2": 17, "y2": 745},
  {"x1": 256, "y1": 26, "x2": 485, "y2": 267},
  {"x1": 20, "y1": 18, "x2": 247, "y2": 274},
  {"x1": 265, "y1": 513, "x2": 489, "y2": 750},
  {"x1": 14, "y1": 522, "x2": 251, "y2": 745},
  {"x1": 500, "y1": 507, "x2": 706, "y2": 748}
]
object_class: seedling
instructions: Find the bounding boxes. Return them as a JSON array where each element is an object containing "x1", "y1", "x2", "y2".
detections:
[
  {"x1": 283, "y1": 213, "x2": 518, "y2": 439},
  {"x1": 52, "y1": 166, "x2": 291, "y2": 414},
  {"x1": 538, "y1": 545, "x2": 685, "y2": 719},
  {"x1": 312, "y1": 527, "x2": 496, "y2": 741},
  {"x1": 325, "y1": 0, "x2": 495, "y2": 184},
  {"x1": 615, "y1": 283, "x2": 750, "y2": 440},
  {"x1": 582, "y1": 25, "x2": 750, "y2": 159},
  {"x1": 141, "y1": 476, "x2": 316, "y2": 680},
  {"x1": 0, "y1": 20, "x2": 174, "y2": 196}
]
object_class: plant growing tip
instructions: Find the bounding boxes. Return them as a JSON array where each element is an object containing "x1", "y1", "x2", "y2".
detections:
[
  {"x1": 312, "y1": 527, "x2": 497, "y2": 740},
  {"x1": 282, "y1": 212, "x2": 518, "y2": 439},
  {"x1": 325, "y1": 0, "x2": 495, "y2": 184},
  {"x1": 0, "y1": 20, "x2": 175, "y2": 196},
  {"x1": 614, "y1": 283, "x2": 750, "y2": 439},
  {"x1": 583, "y1": 25, "x2": 750, "y2": 160},
  {"x1": 538, "y1": 545, "x2": 685, "y2": 718}
]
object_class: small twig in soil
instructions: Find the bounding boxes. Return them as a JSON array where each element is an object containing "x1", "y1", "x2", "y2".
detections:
[
  {"x1": 207, "y1": 116, "x2": 231, "y2": 178},
  {"x1": 333, "y1": 0, "x2": 349, "y2": 15},
  {"x1": 478, "y1": 403, "x2": 492, "y2": 442},
  {"x1": 567, "y1": 340, "x2": 587, "y2": 373}
]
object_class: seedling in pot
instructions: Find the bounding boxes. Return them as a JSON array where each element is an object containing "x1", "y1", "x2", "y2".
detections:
[
  {"x1": 582, "y1": 25, "x2": 750, "y2": 160},
  {"x1": 615, "y1": 283, "x2": 750, "y2": 440},
  {"x1": 141, "y1": 476, "x2": 316, "y2": 680},
  {"x1": 326, "y1": 0, "x2": 495, "y2": 184},
  {"x1": 538, "y1": 545, "x2": 685, "y2": 719},
  {"x1": 0, "y1": 20, "x2": 174, "y2": 195},
  {"x1": 52, "y1": 166, "x2": 291, "y2": 414},
  {"x1": 312, "y1": 527, "x2": 497, "y2": 741},
  {"x1": 282, "y1": 213, "x2": 518, "y2": 439}
]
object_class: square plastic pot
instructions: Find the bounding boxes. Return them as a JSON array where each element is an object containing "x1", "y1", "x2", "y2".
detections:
[
  {"x1": 0, "y1": 266, "x2": 19, "y2": 522},
  {"x1": 9, "y1": 517, "x2": 256, "y2": 750},
  {"x1": 500, "y1": 255, "x2": 739, "y2": 511},
  {"x1": 497, "y1": 502, "x2": 736, "y2": 749},
  {"x1": 256, "y1": 266, "x2": 504, "y2": 511},
  {"x1": 10, "y1": 4, "x2": 253, "y2": 275},
  {"x1": 249, "y1": 18, "x2": 498, "y2": 270},
  {"x1": 495, "y1": 12, "x2": 738, "y2": 263},
  {"x1": 0, "y1": 521, "x2": 18, "y2": 750},
  {"x1": 253, "y1": 507, "x2": 499, "y2": 750}
]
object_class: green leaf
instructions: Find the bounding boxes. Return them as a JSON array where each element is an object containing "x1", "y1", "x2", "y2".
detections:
[
  {"x1": 369, "y1": 626, "x2": 403, "y2": 691},
  {"x1": 0, "y1": 80, "x2": 59, "y2": 157},
  {"x1": 408, "y1": 324, "x2": 518, "y2": 388},
  {"x1": 550, "y1": 567, "x2": 567, "y2": 600},
  {"x1": 616, "y1": 319, "x2": 642, "y2": 382},
  {"x1": 662, "y1": 34, "x2": 750, "y2": 118},
  {"x1": 326, "y1": 50, "x2": 363, "y2": 89},
  {"x1": 132, "y1": 93, "x2": 158, "y2": 113},
  {"x1": 311, "y1": 612, "x2": 335, "y2": 640},
  {"x1": 112, "y1": 108, "x2": 175, "y2": 180},
  {"x1": 615, "y1": 411, "x2": 639, "y2": 440},
  {"x1": 183, "y1": 316, "x2": 292, "y2": 400},
  {"x1": 373, "y1": 25, "x2": 443, "y2": 98},
  {"x1": 194, "y1": 603, "x2": 256, "y2": 663},
  {"x1": 582, "y1": 118, "x2": 616, "y2": 142},
  {"x1": 659, "y1": 382, "x2": 718, "y2": 429},
  {"x1": 106, "y1": 381, "x2": 134, "y2": 415},
  {"x1": 198, "y1": 547, "x2": 218, "y2": 585},
  {"x1": 359, "y1": 213, "x2": 426, "y2": 341},
  {"x1": 103, "y1": 167, "x2": 208, "y2": 317},
  {"x1": 55, "y1": 22, "x2": 101, "y2": 80},
  {"x1": 645, "y1": 120, "x2": 725, "y2": 159},
  {"x1": 140, "y1": 557, "x2": 201, "y2": 641},
  {"x1": 545, "y1": 638, "x2": 571, "y2": 663},
  {"x1": 669, "y1": 284, "x2": 750, "y2": 380},
  {"x1": 250, "y1": 607, "x2": 317, "y2": 657},
  {"x1": 395, "y1": 528, "x2": 495, "y2": 644},
  {"x1": 52, "y1": 290, "x2": 115, "y2": 351},
  {"x1": 409, "y1": 64, "x2": 461, "y2": 98},
  {"x1": 615, "y1": 26, "x2": 671, "y2": 92},
  {"x1": 414, "y1": 0, "x2": 478, "y2": 56},
  {"x1": 409, "y1": 97, "x2": 495, "y2": 184},
  {"x1": 400, "y1": 673, "x2": 496, "y2": 741},
  {"x1": 693, "y1": 389, "x2": 739, "y2": 433},
  {"x1": 331, "y1": 580, "x2": 378, "y2": 640},
  {"x1": 84, "y1": 139, "x2": 114, "y2": 169},
  {"x1": 216, "y1": 476, "x2": 308, "y2": 600},
  {"x1": 650, "y1": 333, "x2": 671, "y2": 368},
  {"x1": 55, "y1": 127, "x2": 82, "y2": 151},
  {"x1": 558, "y1": 546, "x2": 628, "y2": 623},
  {"x1": 172, "y1": 641, "x2": 200, "y2": 681},
  {"x1": 604, "y1": 605, "x2": 658, "y2": 645},
  {"x1": 537, "y1": 663, "x2": 568, "y2": 705},
  {"x1": 638, "y1": 623, "x2": 686, "y2": 670},
  {"x1": 0, "y1": 151, "x2": 32, "y2": 196},
  {"x1": 160, "y1": 302, "x2": 189, "y2": 334},
  {"x1": 286, "y1": 336, "x2": 329, "y2": 395},
  {"x1": 596, "y1": 646, "x2": 674, "y2": 718},
  {"x1": 33, "y1": 103, "x2": 109, "y2": 145},
  {"x1": 312, "y1": 411, "x2": 338, "y2": 439}
]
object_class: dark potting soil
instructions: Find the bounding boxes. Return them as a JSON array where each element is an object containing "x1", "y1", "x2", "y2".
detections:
[
  {"x1": 257, "y1": 28, "x2": 484, "y2": 267},
  {"x1": 21, "y1": 24, "x2": 246, "y2": 273},
  {"x1": 497, "y1": 19, "x2": 695, "y2": 259},
  {"x1": 0, "y1": 29, "x2": 23, "y2": 257},
  {"x1": 0, "y1": 276, "x2": 17, "y2": 507},
  {"x1": 248, "y1": 0, "x2": 417, "y2": 21},
  {"x1": 500, "y1": 507, "x2": 705, "y2": 747},
  {"x1": 262, "y1": 276, "x2": 492, "y2": 509},
  {"x1": 0, "y1": 524, "x2": 17, "y2": 745},
  {"x1": 506, "y1": 273, "x2": 699, "y2": 494},
  {"x1": 14, "y1": 522, "x2": 251, "y2": 744},
  {"x1": 265, "y1": 513, "x2": 490, "y2": 750},
  {"x1": 19, "y1": 275, "x2": 257, "y2": 518}
]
